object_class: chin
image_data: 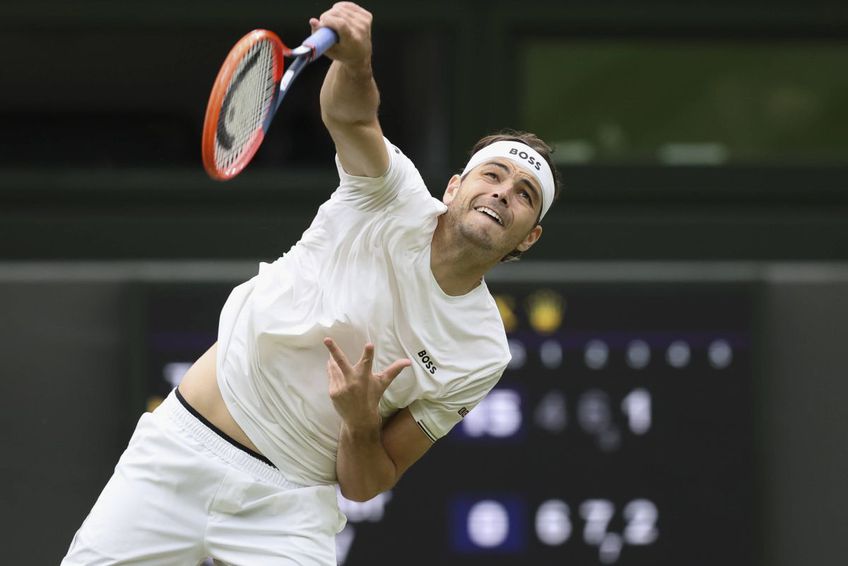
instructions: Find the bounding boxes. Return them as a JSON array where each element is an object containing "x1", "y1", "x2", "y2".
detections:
[{"x1": 458, "y1": 222, "x2": 515, "y2": 258}]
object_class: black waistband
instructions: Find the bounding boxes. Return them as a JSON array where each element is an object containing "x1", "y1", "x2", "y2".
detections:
[{"x1": 174, "y1": 387, "x2": 277, "y2": 469}]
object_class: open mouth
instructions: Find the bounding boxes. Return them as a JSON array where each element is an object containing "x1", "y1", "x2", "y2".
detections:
[{"x1": 474, "y1": 206, "x2": 503, "y2": 226}]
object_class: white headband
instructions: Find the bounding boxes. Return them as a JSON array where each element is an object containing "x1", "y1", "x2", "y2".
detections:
[{"x1": 461, "y1": 140, "x2": 555, "y2": 220}]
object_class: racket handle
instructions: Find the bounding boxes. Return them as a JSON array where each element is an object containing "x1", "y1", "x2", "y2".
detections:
[{"x1": 302, "y1": 27, "x2": 338, "y2": 60}]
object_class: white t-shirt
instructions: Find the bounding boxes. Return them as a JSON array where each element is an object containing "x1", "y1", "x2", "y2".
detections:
[{"x1": 216, "y1": 138, "x2": 511, "y2": 486}]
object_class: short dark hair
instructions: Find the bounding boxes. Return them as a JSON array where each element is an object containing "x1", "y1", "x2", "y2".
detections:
[{"x1": 465, "y1": 129, "x2": 563, "y2": 262}]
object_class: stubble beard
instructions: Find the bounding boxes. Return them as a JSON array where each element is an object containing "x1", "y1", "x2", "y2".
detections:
[{"x1": 450, "y1": 205, "x2": 514, "y2": 259}]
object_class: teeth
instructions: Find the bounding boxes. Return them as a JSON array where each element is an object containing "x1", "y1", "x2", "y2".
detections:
[{"x1": 475, "y1": 206, "x2": 503, "y2": 225}]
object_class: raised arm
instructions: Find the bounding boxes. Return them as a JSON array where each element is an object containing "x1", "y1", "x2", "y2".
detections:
[{"x1": 310, "y1": 2, "x2": 389, "y2": 178}]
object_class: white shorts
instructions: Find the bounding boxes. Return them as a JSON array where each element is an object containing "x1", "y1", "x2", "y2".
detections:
[{"x1": 62, "y1": 389, "x2": 346, "y2": 566}]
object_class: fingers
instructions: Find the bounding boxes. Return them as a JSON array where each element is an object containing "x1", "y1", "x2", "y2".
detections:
[
  {"x1": 312, "y1": 3, "x2": 371, "y2": 33},
  {"x1": 323, "y1": 338, "x2": 377, "y2": 374},
  {"x1": 323, "y1": 337, "x2": 353, "y2": 374},
  {"x1": 323, "y1": 338, "x2": 409, "y2": 387},
  {"x1": 326, "y1": 357, "x2": 341, "y2": 380},
  {"x1": 325, "y1": 2, "x2": 372, "y2": 23},
  {"x1": 310, "y1": 2, "x2": 373, "y2": 61},
  {"x1": 379, "y1": 358, "x2": 412, "y2": 387},
  {"x1": 357, "y1": 343, "x2": 375, "y2": 375}
]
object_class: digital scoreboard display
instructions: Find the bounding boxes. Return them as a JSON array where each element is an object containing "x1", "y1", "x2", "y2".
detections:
[{"x1": 143, "y1": 279, "x2": 754, "y2": 566}]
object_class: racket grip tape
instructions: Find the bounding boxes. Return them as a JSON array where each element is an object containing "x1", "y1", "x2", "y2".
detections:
[{"x1": 302, "y1": 27, "x2": 339, "y2": 60}]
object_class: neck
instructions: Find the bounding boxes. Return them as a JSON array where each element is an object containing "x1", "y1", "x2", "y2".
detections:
[{"x1": 430, "y1": 217, "x2": 500, "y2": 296}]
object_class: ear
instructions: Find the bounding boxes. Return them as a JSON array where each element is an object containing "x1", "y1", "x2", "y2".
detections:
[
  {"x1": 442, "y1": 174, "x2": 462, "y2": 205},
  {"x1": 516, "y1": 225, "x2": 543, "y2": 253}
]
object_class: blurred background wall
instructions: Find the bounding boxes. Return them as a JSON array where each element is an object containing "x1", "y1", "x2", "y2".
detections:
[{"x1": 1, "y1": 0, "x2": 847, "y2": 564}]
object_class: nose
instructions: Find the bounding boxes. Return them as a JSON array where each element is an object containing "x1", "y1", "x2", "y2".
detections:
[{"x1": 491, "y1": 192, "x2": 509, "y2": 206}]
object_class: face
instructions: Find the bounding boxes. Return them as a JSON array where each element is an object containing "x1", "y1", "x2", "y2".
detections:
[{"x1": 442, "y1": 158, "x2": 544, "y2": 259}]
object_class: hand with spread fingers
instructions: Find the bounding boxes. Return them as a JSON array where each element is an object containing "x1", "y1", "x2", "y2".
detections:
[{"x1": 323, "y1": 338, "x2": 411, "y2": 429}]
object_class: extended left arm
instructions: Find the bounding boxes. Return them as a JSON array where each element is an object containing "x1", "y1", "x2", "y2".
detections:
[{"x1": 324, "y1": 338, "x2": 433, "y2": 501}]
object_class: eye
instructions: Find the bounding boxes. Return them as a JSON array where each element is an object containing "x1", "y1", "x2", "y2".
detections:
[
  {"x1": 520, "y1": 189, "x2": 532, "y2": 202},
  {"x1": 484, "y1": 171, "x2": 499, "y2": 180}
]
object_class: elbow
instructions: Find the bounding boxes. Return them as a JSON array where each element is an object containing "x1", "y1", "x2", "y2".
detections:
[
  {"x1": 339, "y1": 485, "x2": 387, "y2": 503},
  {"x1": 338, "y1": 476, "x2": 396, "y2": 503},
  {"x1": 321, "y1": 111, "x2": 378, "y2": 133},
  {"x1": 339, "y1": 488, "x2": 377, "y2": 503}
]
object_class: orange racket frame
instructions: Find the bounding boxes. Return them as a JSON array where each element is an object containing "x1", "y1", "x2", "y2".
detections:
[{"x1": 202, "y1": 30, "x2": 287, "y2": 181}]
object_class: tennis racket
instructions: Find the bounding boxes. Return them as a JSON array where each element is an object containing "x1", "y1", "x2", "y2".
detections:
[{"x1": 202, "y1": 27, "x2": 338, "y2": 181}]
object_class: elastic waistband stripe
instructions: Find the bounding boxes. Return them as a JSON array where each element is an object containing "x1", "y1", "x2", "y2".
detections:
[
  {"x1": 157, "y1": 389, "x2": 304, "y2": 490},
  {"x1": 174, "y1": 387, "x2": 277, "y2": 468}
]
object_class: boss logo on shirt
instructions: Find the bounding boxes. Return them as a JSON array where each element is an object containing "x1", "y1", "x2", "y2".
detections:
[{"x1": 417, "y1": 350, "x2": 438, "y2": 374}]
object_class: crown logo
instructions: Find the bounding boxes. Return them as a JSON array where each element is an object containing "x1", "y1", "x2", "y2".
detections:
[{"x1": 527, "y1": 290, "x2": 565, "y2": 334}]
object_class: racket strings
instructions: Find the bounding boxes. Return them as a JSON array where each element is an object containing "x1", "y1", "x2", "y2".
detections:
[{"x1": 215, "y1": 39, "x2": 278, "y2": 172}]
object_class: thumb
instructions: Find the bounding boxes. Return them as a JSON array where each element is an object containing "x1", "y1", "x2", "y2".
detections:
[
  {"x1": 309, "y1": 17, "x2": 321, "y2": 34},
  {"x1": 377, "y1": 358, "x2": 411, "y2": 388}
]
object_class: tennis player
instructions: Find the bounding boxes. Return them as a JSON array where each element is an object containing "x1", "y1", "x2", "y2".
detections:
[{"x1": 62, "y1": 2, "x2": 562, "y2": 564}]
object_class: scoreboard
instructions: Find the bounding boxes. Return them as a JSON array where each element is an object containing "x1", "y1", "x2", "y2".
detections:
[{"x1": 143, "y1": 278, "x2": 754, "y2": 566}]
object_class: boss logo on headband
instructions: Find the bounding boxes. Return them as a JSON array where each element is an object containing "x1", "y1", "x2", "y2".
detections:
[{"x1": 509, "y1": 148, "x2": 543, "y2": 171}]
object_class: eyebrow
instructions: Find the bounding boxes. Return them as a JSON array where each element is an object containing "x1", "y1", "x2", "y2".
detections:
[{"x1": 485, "y1": 161, "x2": 542, "y2": 205}]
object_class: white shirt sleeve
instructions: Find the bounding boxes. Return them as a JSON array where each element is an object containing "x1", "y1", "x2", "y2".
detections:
[
  {"x1": 406, "y1": 366, "x2": 506, "y2": 442},
  {"x1": 331, "y1": 137, "x2": 428, "y2": 213}
]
